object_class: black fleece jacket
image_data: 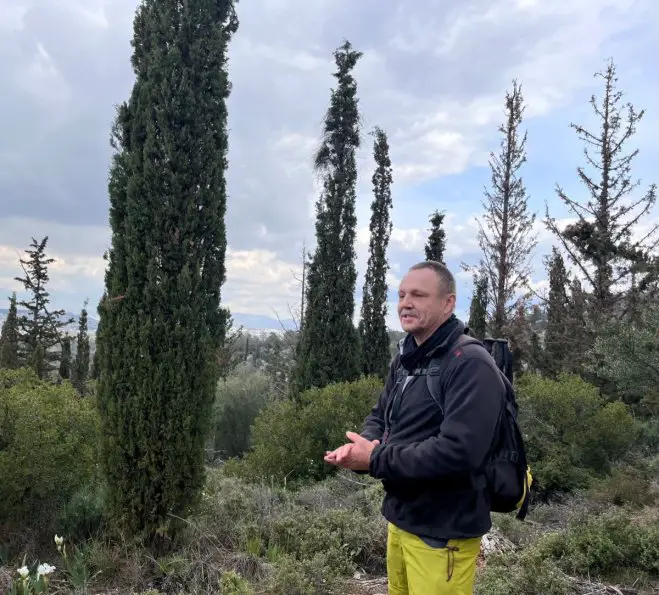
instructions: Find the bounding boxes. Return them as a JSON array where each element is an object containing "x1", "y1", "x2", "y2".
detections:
[{"x1": 360, "y1": 319, "x2": 505, "y2": 541}]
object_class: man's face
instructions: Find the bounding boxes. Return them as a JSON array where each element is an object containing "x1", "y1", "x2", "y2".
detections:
[{"x1": 397, "y1": 268, "x2": 455, "y2": 341}]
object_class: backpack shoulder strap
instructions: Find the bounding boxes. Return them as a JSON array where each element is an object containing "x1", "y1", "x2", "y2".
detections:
[{"x1": 425, "y1": 333, "x2": 485, "y2": 413}]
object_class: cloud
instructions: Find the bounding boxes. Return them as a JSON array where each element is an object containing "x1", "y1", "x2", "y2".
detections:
[{"x1": 0, "y1": 0, "x2": 657, "y2": 320}]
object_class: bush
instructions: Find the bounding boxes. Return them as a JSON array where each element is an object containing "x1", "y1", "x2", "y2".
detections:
[
  {"x1": 515, "y1": 373, "x2": 635, "y2": 497},
  {"x1": 228, "y1": 377, "x2": 383, "y2": 485},
  {"x1": 267, "y1": 552, "x2": 346, "y2": 595},
  {"x1": 588, "y1": 464, "x2": 656, "y2": 508},
  {"x1": 0, "y1": 368, "x2": 99, "y2": 527},
  {"x1": 55, "y1": 483, "x2": 107, "y2": 542},
  {"x1": 537, "y1": 507, "x2": 659, "y2": 578},
  {"x1": 479, "y1": 507, "x2": 659, "y2": 593},
  {"x1": 209, "y1": 364, "x2": 274, "y2": 460},
  {"x1": 263, "y1": 508, "x2": 386, "y2": 576},
  {"x1": 476, "y1": 547, "x2": 571, "y2": 595}
]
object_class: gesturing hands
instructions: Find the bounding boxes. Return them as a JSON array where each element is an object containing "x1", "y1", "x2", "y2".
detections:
[{"x1": 324, "y1": 431, "x2": 380, "y2": 472}]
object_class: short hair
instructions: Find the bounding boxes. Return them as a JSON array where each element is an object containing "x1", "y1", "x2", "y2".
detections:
[{"x1": 409, "y1": 260, "x2": 456, "y2": 297}]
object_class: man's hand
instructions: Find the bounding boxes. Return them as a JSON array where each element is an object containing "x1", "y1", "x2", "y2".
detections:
[{"x1": 324, "y1": 431, "x2": 380, "y2": 471}]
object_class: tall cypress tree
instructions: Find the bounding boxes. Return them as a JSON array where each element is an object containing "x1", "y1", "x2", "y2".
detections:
[
  {"x1": 477, "y1": 81, "x2": 537, "y2": 337},
  {"x1": 15, "y1": 237, "x2": 72, "y2": 380},
  {"x1": 359, "y1": 127, "x2": 394, "y2": 380},
  {"x1": 425, "y1": 210, "x2": 447, "y2": 263},
  {"x1": 73, "y1": 304, "x2": 90, "y2": 395},
  {"x1": 95, "y1": 0, "x2": 238, "y2": 540},
  {"x1": 468, "y1": 270, "x2": 489, "y2": 340},
  {"x1": 544, "y1": 248, "x2": 571, "y2": 376},
  {"x1": 292, "y1": 41, "x2": 362, "y2": 394},
  {"x1": 546, "y1": 59, "x2": 658, "y2": 324},
  {"x1": 0, "y1": 293, "x2": 20, "y2": 369},
  {"x1": 59, "y1": 336, "x2": 72, "y2": 380}
]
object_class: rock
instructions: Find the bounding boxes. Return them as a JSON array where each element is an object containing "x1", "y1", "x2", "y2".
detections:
[{"x1": 480, "y1": 527, "x2": 516, "y2": 556}]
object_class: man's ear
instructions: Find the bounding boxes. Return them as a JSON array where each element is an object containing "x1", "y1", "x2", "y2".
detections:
[{"x1": 444, "y1": 294, "x2": 457, "y2": 315}]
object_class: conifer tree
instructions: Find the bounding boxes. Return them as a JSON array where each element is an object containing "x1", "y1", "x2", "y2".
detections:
[
  {"x1": 566, "y1": 279, "x2": 591, "y2": 372},
  {"x1": 476, "y1": 81, "x2": 537, "y2": 337},
  {"x1": 59, "y1": 336, "x2": 72, "y2": 380},
  {"x1": 359, "y1": 127, "x2": 394, "y2": 380},
  {"x1": 544, "y1": 248, "x2": 571, "y2": 375},
  {"x1": 15, "y1": 237, "x2": 72, "y2": 379},
  {"x1": 468, "y1": 271, "x2": 489, "y2": 340},
  {"x1": 425, "y1": 210, "x2": 447, "y2": 263},
  {"x1": 293, "y1": 41, "x2": 362, "y2": 394},
  {"x1": 546, "y1": 59, "x2": 658, "y2": 324},
  {"x1": 73, "y1": 304, "x2": 90, "y2": 395},
  {"x1": 95, "y1": 0, "x2": 238, "y2": 540},
  {"x1": 507, "y1": 300, "x2": 533, "y2": 376},
  {"x1": 0, "y1": 293, "x2": 20, "y2": 369}
]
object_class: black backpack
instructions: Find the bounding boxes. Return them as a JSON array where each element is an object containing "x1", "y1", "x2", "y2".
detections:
[{"x1": 424, "y1": 332, "x2": 532, "y2": 520}]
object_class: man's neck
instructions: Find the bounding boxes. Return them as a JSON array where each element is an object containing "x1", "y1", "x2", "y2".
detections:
[
  {"x1": 412, "y1": 323, "x2": 442, "y2": 346},
  {"x1": 411, "y1": 314, "x2": 455, "y2": 345}
]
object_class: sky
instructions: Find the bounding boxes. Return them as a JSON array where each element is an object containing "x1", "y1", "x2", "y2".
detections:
[{"x1": 0, "y1": 0, "x2": 657, "y2": 329}]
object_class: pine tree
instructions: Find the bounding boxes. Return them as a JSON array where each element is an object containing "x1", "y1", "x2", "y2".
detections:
[
  {"x1": 359, "y1": 127, "x2": 394, "y2": 380},
  {"x1": 468, "y1": 271, "x2": 489, "y2": 340},
  {"x1": 14, "y1": 237, "x2": 72, "y2": 379},
  {"x1": 73, "y1": 304, "x2": 90, "y2": 395},
  {"x1": 544, "y1": 248, "x2": 571, "y2": 375},
  {"x1": 546, "y1": 59, "x2": 658, "y2": 324},
  {"x1": 476, "y1": 81, "x2": 537, "y2": 337},
  {"x1": 425, "y1": 210, "x2": 447, "y2": 263},
  {"x1": 292, "y1": 41, "x2": 362, "y2": 394},
  {"x1": 59, "y1": 336, "x2": 72, "y2": 380},
  {"x1": 95, "y1": 0, "x2": 238, "y2": 540},
  {"x1": 0, "y1": 293, "x2": 20, "y2": 369}
]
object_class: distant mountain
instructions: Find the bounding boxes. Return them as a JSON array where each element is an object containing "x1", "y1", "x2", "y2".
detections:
[
  {"x1": 230, "y1": 312, "x2": 297, "y2": 331},
  {"x1": 0, "y1": 309, "x2": 99, "y2": 334},
  {"x1": 0, "y1": 309, "x2": 295, "y2": 334}
]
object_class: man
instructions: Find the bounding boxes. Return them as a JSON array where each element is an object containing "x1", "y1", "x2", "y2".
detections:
[{"x1": 324, "y1": 261, "x2": 506, "y2": 595}]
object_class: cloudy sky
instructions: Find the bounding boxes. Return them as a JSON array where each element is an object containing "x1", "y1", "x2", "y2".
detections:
[{"x1": 1, "y1": 0, "x2": 657, "y2": 329}]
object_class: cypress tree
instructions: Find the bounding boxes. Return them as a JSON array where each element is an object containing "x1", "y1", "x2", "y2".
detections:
[
  {"x1": 507, "y1": 301, "x2": 533, "y2": 376},
  {"x1": 359, "y1": 126, "x2": 394, "y2": 380},
  {"x1": 0, "y1": 293, "x2": 20, "y2": 369},
  {"x1": 468, "y1": 270, "x2": 489, "y2": 340},
  {"x1": 15, "y1": 237, "x2": 73, "y2": 380},
  {"x1": 73, "y1": 304, "x2": 90, "y2": 395},
  {"x1": 544, "y1": 248, "x2": 571, "y2": 376},
  {"x1": 95, "y1": 0, "x2": 238, "y2": 540},
  {"x1": 546, "y1": 59, "x2": 658, "y2": 324},
  {"x1": 59, "y1": 336, "x2": 72, "y2": 380},
  {"x1": 425, "y1": 210, "x2": 447, "y2": 263},
  {"x1": 476, "y1": 81, "x2": 537, "y2": 337},
  {"x1": 292, "y1": 41, "x2": 362, "y2": 394}
]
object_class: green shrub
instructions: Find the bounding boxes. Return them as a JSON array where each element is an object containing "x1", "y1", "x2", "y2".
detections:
[
  {"x1": 263, "y1": 508, "x2": 386, "y2": 576},
  {"x1": 0, "y1": 368, "x2": 99, "y2": 527},
  {"x1": 209, "y1": 364, "x2": 274, "y2": 460},
  {"x1": 588, "y1": 464, "x2": 656, "y2": 508},
  {"x1": 537, "y1": 508, "x2": 659, "y2": 578},
  {"x1": 515, "y1": 373, "x2": 635, "y2": 497},
  {"x1": 267, "y1": 552, "x2": 346, "y2": 595},
  {"x1": 476, "y1": 547, "x2": 571, "y2": 595},
  {"x1": 219, "y1": 570, "x2": 253, "y2": 594},
  {"x1": 228, "y1": 377, "x2": 382, "y2": 485},
  {"x1": 55, "y1": 483, "x2": 107, "y2": 542},
  {"x1": 197, "y1": 470, "x2": 293, "y2": 550}
]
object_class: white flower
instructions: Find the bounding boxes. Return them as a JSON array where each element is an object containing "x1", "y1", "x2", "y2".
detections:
[
  {"x1": 54, "y1": 535, "x2": 64, "y2": 546},
  {"x1": 17, "y1": 566, "x2": 29, "y2": 578},
  {"x1": 37, "y1": 563, "x2": 56, "y2": 577}
]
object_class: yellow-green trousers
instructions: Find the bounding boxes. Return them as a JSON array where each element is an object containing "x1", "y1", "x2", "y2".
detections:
[{"x1": 387, "y1": 523, "x2": 482, "y2": 595}]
